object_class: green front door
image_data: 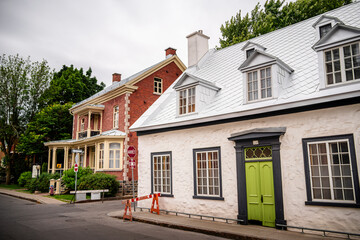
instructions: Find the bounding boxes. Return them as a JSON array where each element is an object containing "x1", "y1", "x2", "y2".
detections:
[{"x1": 245, "y1": 147, "x2": 276, "y2": 227}]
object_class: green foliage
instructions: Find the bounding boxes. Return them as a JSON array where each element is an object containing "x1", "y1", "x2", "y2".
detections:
[
  {"x1": 28, "y1": 172, "x2": 60, "y2": 193},
  {"x1": 43, "y1": 65, "x2": 105, "y2": 105},
  {"x1": 219, "y1": 0, "x2": 353, "y2": 48},
  {"x1": 41, "y1": 163, "x2": 48, "y2": 173},
  {"x1": 18, "y1": 171, "x2": 32, "y2": 187},
  {"x1": 78, "y1": 173, "x2": 119, "y2": 196},
  {"x1": 17, "y1": 103, "x2": 73, "y2": 156},
  {"x1": 0, "y1": 54, "x2": 53, "y2": 184},
  {"x1": 62, "y1": 166, "x2": 93, "y2": 190}
]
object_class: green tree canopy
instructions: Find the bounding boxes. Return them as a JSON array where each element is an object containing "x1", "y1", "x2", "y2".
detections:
[
  {"x1": 43, "y1": 65, "x2": 105, "y2": 105},
  {"x1": 0, "y1": 54, "x2": 53, "y2": 184},
  {"x1": 17, "y1": 103, "x2": 73, "y2": 161},
  {"x1": 219, "y1": 0, "x2": 352, "y2": 48}
]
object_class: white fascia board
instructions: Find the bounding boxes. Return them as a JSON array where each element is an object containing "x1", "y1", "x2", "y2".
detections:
[{"x1": 131, "y1": 90, "x2": 360, "y2": 132}]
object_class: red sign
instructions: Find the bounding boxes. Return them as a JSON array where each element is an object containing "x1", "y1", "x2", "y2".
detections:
[
  {"x1": 127, "y1": 146, "x2": 136, "y2": 158},
  {"x1": 74, "y1": 163, "x2": 78, "y2": 173}
]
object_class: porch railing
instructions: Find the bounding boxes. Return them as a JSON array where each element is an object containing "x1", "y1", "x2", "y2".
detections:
[
  {"x1": 90, "y1": 130, "x2": 100, "y2": 137},
  {"x1": 78, "y1": 130, "x2": 100, "y2": 139},
  {"x1": 78, "y1": 131, "x2": 87, "y2": 139}
]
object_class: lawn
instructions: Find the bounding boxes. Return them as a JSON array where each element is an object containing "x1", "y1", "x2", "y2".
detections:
[
  {"x1": 47, "y1": 194, "x2": 74, "y2": 202},
  {"x1": 0, "y1": 184, "x2": 22, "y2": 190}
]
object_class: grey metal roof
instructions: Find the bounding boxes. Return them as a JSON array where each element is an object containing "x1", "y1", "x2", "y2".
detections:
[{"x1": 131, "y1": 2, "x2": 360, "y2": 131}]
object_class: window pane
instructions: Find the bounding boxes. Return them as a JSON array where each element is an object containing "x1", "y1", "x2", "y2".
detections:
[
  {"x1": 346, "y1": 70, "x2": 353, "y2": 81},
  {"x1": 344, "y1": 189, "x2": 354, "y2": 201},
  {"x1": 343, "y1": 46, "x2": 351, "y2": 57},
  {"x1": 313, "y1": 188, "x2": 321, "y2": 199},
  {"x1": 322, "y1": 189, "x2": 331, "y2": 199},
  {"x1": 334, "y1": 189, "x2": 343, "y2": 200},
  {"x1": 333, "y1": 49, "x2": 339, "y2": 60},
  {"x1": 326, "y1": 63, "x2": 333, "y2": 73},
  {"x1": 352, "y1": 43, "x2": 359, "y2": 55},
  {"x1": 335, "y1": 72, "x2": 342, "y2": 83},
  {"x1": 331, "y1": 165, "x2": 340, "y2": 176},
  {"x1": 321, "y1": 177, "x2": 330, "y2": 187},
  {"x1": 327, "y1": 74, "x2": 334, "y2": 85},
  {"x1": 325, "y1": 51, "x2": 332, "y2": 61},
  {"x1": 333, "y1": 177, "x2": 342, "y2": 188},
  {"x1": 343, "y1": 177, "x2": 353, "y2": 188},
  {"x1": 110, "y1": 143, "x2": 120, "y2": 149},
  {"x1": 312, "y1": 177, "x2": 320, "y2": 187}
]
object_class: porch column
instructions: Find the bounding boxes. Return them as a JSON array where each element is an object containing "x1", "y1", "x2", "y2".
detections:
[
  {"x1": 84, "y1": 145, "x2": 87, "y2": 167},
  {"x1": 52, "y1": 147, "x2": 57, "y2": 174},
  {"x1": 48, "y1": 148, "x2": 51, "y2": 173},
  {"x1": 100, "y1": 112, "x2": 103, "y2": 133},
  {"x1": 71, "y1": 151, "x2": 75, "y2": 167},
  {"x1": 87, "y1": 111, "x2": 92, "y2": 138},
  {"x1": 95, "y1": 143, "x2": 98, "y2": 171},
  {"x1": 64, "y1": 147, "x2": 69, "y2": 170},
  {"x1": 76, "y1": 115, "x2": 80, "y2": 140}
]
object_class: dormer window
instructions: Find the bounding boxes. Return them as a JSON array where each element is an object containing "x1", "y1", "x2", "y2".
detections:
[
  {"x1": 319, "y1": 24, "x2": 332, "y2": 38},
  {"x1": 179, "y1": 87, "x2": 195, "y2": 115},
  {"x1": 247, "y1": 67, "x2": 272, "y2": 101},
  {"x1": 325, "y1": 42, "x2": 360, "y2": 85},
  {"x1": 246, "y1": 48, "x2": 255, "y2": 59}
]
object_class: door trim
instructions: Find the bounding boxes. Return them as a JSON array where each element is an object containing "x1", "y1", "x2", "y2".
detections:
[{"x1": 228, "y1": 127, "x2": 287, "y2": 229}]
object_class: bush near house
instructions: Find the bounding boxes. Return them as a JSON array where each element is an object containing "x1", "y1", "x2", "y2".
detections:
[
  {"x1": 78, "y1": 173, "x2": 119, "y2": 197},
  {"x1": 18, "y1": 171, "x2": 32, "y2": 187},
  {"x1": 28, "y1": 172, "x2": 60, "y2": 193},
  {"x1": 62, "y1": 166, "x2": 92, "y2": 190}
]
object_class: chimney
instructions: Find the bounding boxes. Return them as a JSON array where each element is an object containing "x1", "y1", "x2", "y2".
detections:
[
  {"x1": 112, "y1": 73, "x2": 121, "y2": 83},
  {"x1": 165, "y1": 47, "x2": 177, "y2": 58},
  {"x1": 186, "y1": 30, "x2": 210, "y2": 67}
]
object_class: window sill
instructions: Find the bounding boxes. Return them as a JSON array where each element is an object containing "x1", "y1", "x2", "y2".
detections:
[
  {"x1": 176, "y1": 112, "x2": 198, "y2": 118},
  {"x1": 305, "y1": 201, "x2": 360, "y2": 208},
  {"x1": 193, "y1": 195, "x2": 224, "y2": 201},
  {"x1": 153, "y1": 193, "x2": 173, "y2": 198},
  {"x1": 319, "y1": 79, "x2": 360, "y2": 91},
  {"x1": 96, "y1": 169, "x2": 124, "y2": 172},
  {"x1": 153, "y1": 92, "x2": 162, "y2": 95}
]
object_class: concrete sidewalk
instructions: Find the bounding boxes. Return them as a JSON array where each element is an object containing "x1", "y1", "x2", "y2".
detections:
[
  {"x1": 0, "y1": 188, "x2": 65, "y2": 204},
  {"x1": 108, "y1": 209, "x2": 350, "y2": 240}
]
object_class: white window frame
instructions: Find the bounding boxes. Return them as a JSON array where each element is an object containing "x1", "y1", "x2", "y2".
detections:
[
  {"x1": 109, "y1": 143, "x2": 121, "y2": 169},
  {"x1": 151, "y1": 153, "x2": 172, "y2": 195},
  {"x1": 247, "y1": 66, "x2": 272, "y2": 102},
  {"x1": 193, "y1": 147, "x2": 222, "y2": 199},
  {"x1": 98, "y1": 143, "x2": 104, "y2": 169},
  {"x1": 154, "y1": 78, "x2": 163, "y2": 94},
  {"x1": 113, "y1": 106, "x2": 119, "y2": 129},
  {"x1": 324, "y1": 41, "x2": 360, "y2": 87},
  {"x1": 179, "y1": 87, "x2": 196, "y2": 115}
]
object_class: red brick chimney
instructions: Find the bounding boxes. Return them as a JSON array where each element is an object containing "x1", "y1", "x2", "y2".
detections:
[
  {"x1": 112, "y1": 73, "x2": 121, "y2": 83},
  {"x1": 165, "y1": 47, "x2": 177, "y2": 58}
]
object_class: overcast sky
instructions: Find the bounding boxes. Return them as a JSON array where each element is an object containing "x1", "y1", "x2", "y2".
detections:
[{"x1": 0, "y1": 0, "x2": 270, "y2": 87}]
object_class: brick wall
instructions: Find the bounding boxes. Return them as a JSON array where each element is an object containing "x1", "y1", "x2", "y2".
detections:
[{"x1": 126, "y1": 61, "x2": 183, "y2": 180}]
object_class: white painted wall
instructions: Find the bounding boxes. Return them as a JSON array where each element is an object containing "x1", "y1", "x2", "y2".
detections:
[{"x1": 137, "y1": 104, "x2": 360, "y2": 233}]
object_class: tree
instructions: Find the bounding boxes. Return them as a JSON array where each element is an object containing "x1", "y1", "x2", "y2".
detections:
[
  {"x1": 43, "y1": 65, "x2": 105, "y2": 105},
  {"x1": 0, "y1": 54, "x2": 52, "y2": 184},
  {"x1": 219, "y1": 0, "x2": 352, "y2": 48},
  {"x1": 17, "y1": 103, "x2": 73, "y2": 164}
]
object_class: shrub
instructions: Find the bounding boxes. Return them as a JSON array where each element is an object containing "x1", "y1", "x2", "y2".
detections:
[
  {"x1": 79, "y1": 173, "x2": 119, "y2": 196},
  {"x1": 28, "y1": 172, "x2": 60, "y2": 193},
  {"x1": 18, "y1": 171, "x2": 32, "y2": 187},
  {"x1": 62, "y1": 166, "x2": 92, "y2": 190},
  {"x1": 41, "y1": 163, "x2": 48, "y2": 174}
]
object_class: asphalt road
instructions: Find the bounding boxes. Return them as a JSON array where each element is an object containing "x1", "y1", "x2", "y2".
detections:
[{"x1": 0, "y1": 194, "x2": 226, "y2": 240}]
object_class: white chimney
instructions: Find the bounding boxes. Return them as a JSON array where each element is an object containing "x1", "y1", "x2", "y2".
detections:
[{"x1": 186, "y1": 30, "x2": 210, "y2": 67}]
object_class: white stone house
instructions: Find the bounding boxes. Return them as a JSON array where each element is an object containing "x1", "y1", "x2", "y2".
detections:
[{"x1": 130, "y1": 3, "x2": 360, "y2": 233}]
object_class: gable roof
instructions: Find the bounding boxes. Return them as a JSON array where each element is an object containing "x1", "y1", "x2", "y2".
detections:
[
  {"x1": 70, "y1": 55, "x2": 186, "y2": 113},
  {"x1": 313, "y1": 23, "x2": 360, "y2": 51},
  {"x1": 173, "y1": 72, "x2": 221, "y2": 91},
  {"x1": 238, "y1": 50, "x2": 294, "y2": 73},
  {"x1": 131, "y1": 2, "x2": 360, "y2": 133}
]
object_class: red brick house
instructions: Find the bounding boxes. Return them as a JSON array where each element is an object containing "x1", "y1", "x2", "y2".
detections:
[{"x1": 44, "y1": 48, "x2": 185, "y2": 182}]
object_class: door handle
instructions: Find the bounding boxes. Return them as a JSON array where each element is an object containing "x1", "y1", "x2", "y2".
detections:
[{"x1": 261, "y1": 195, "x2": 263, "y2": 203}]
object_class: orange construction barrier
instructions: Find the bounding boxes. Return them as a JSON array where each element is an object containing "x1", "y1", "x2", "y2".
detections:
[{"x1": 122, "y1": 193, "x2": 161, "y2": 221}]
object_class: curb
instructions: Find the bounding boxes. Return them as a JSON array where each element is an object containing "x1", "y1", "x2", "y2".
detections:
[
  {"x1": 113, "y1": 215, "x2": 264, "y2": 240},
  {"x1": 0, "y1": 192, "x2": 42, "y2": 204}
]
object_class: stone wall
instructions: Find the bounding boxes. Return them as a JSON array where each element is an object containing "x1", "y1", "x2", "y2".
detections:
[{"x1": 137, "y1": 104, "x2": 360, "y2": 233}]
